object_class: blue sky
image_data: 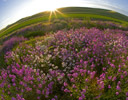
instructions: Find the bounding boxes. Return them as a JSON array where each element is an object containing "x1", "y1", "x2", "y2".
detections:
[{"x1": 0, "y1": 0, "x2": 128, "y2": 30}]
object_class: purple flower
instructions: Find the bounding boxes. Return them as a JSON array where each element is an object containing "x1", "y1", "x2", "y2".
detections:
[
  {"x1": 26, "y1": 87, "x2": 32, "y2": 91},
  {"x1": 72, "y1": 84, "x2": 76, "y2": 88},
  {"x1": 79, "y1": 97, "x2": 83, "y2": 100},
  {"x1": 64, "y1": 88, "x2": 70, "y2": 93},
  {"x1": 117, "y1": 81, "x2": 121, "y2": 85},
  {"x1": 37, "y1": 78, "x2": 40, "y2": 81},
  {"x1": 121, "y1": 75, "x2": 124, "y2": 79},
  {"x1": 13, "y1": 83, "x2": 16, "y2": 86},
  {"x1": 36, "y1": 89, "x2": 41, "y2": 94},
  {"x1": 72, "y1": 73, "x2": 78, "y2": 78},
  {"x1": 8, "y1": 84, "x2": 11, "y2": 88},
  {"x1": 37, "y1": 96, "x2": 40, "y2": 99},
  {"x1": 85, "y1": 78, "x2": 88, "y2": 82},
  {"x1": 118, "y1": 68, "x2": 121, "y2": 72},
  {"x1": 116, "y1": 92, "x2": 119, "y2": 95},
  {"x1": 42, "y1": 90, "x2": 44, "y2": 94},
  {"x1": 116, "y1": 85, "x2": 121, "y2": 90},
  {"x1": 12, "y1": 79, "x2": 15, "y2": 82},
  {"x1": 108, "y1": 85, "x2": 111, "y2": 89},
  {"x1": 90, "y1": 71, "x2": 96, "y2": 79},
  {"x1": 64, "y1": 82, "x2": 68, "y2": 86},
  {"x1": 112, "y1": 76, "x2": 116, "y2": 81},
  {"x1": 12, "y1": 97, "x2": 16, "y2": 100},
  {"x1": 70, "y1": 78, "x2": 75, "y2": 82},
  {"x1": 38, "y1": 84, "x2": 42, "y2": 88},
  {"x1": 126, "y1": 92, "x2": 128, "y2": 96},
  {"x1": 99, "y1": 81, "x2": 104, "y2": 89},
  {"x1": 110, "y1": 63, "x2": 115, "y2": 68},
  {"x1": 82, "y1": 89, "x2": 86, "y2": 93},
  {"x1": 54, "y1": 95, "x2": 57, "y2": 99}
]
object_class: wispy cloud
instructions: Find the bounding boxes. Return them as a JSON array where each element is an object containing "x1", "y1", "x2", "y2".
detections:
[
  {"x1": 80, "y1": 0, "x2": 128, "y2": 16},
  {"x1": 0, "y1": 17, "x2": 13, "y2": 30}
]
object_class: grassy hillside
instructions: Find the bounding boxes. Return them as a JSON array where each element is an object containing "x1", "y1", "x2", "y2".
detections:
[
  {"x1": 58, "y1": 7, "x2": 128, "y2": 21},
  {"x1": 0, "y1": 7, "x2": 128, "y2": 39}
]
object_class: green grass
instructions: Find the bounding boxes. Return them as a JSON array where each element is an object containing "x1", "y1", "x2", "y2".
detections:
[
  {"x1": 0, "y1": 7, "x2": 128, "y2": 39},
  {"x1": 0, "y1": 14, "x2": 128, "y2": 39},
  {"x1": 58, "y1": 7, "x2": 128, "y2": 22},
  {"x1": 0, "y1": 89, "x2": 11, "y2": 100}
]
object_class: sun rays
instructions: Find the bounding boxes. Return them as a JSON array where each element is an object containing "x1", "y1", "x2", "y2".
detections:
[{"x1": 48, "y1": 9, "x2": 66, "y2": 22}]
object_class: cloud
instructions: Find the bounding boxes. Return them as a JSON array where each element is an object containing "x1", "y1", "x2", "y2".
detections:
[
  {"x1": 0, "y1": 17, "x2": 12, "y2": 30},
  {"x1": 79, "y1": 0, "x2": 128, "y2": 16}
]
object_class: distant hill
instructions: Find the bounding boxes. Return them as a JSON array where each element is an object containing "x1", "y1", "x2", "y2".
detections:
[
  {"x1": 8, "y1": 7, "x2": 128, "y2": 24},
  {"x1": 0, "y1": 7, "x2": 128, "y2": 39},
  {"x1": 58, "y1": 7, "x2": 128, "y2": 21}
]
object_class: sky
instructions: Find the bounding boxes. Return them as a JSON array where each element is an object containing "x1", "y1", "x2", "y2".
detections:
[{"x1": 0, "y1": 0, "x2": 128, "y2": 30}]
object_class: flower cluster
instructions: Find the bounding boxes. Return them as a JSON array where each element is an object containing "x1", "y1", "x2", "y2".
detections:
[
  {"x1": 15, "y1": 19, "x2": 128, "y2": 38},
  {"x1": 0, "y1": 63, "x2": 58, "y2": 100},
  {"x1": 1, "y1": 36, "x2": 27, "y2": 53},
  {"x1": 0, "y1": 27, "x2": 128, "y2": 100}
]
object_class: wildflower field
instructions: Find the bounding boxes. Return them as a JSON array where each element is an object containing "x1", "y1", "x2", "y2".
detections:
[{"x1": 0, "y1": 7, "x2": 128, "y2": 100}]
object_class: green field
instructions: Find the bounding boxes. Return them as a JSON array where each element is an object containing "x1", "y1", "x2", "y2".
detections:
[{"x1": 0, "y1": 7, "x2": 128, "y2": 39}]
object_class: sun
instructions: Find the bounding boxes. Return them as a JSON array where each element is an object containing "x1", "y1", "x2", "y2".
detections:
[{"x1": 27, "y1": 0, "x2": 66, "y2": 21}]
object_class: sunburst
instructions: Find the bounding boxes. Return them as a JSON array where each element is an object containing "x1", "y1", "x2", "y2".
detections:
[{"x1": 48, "y1": 9, "x2": 66, "y2": 22}]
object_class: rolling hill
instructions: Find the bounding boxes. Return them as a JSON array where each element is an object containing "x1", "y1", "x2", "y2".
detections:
[{"x1": 0, "y1": 7, "x2": 128, "y2": 40}]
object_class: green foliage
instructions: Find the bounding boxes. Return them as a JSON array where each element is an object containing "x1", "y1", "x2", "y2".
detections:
[
  {"x1": 0, "y1": 52, "x2": 7, "y2": 68},
  {"x1": 23, "y1": 31, "x2": 44, "y2": 38}
]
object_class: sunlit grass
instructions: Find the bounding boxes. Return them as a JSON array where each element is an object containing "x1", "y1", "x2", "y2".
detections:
[{"x1": 48, "y1": 9, "x2": 66, "y2": 21}]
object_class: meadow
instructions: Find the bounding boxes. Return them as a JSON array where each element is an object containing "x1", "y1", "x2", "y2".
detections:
[
  {"x1": 0, "y1": 7, "x2": 128, "y2": 100},
  {"x1": 0, "y1": 7, "x2": 128, "y2": 40}
]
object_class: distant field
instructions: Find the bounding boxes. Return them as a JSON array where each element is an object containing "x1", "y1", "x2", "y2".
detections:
[
  {"x1": 0, "y1": 7, "x2": 128, "y2": 39},
  {"x1": 58, "y1": 7, "x2": 128, "y2": 21}
]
